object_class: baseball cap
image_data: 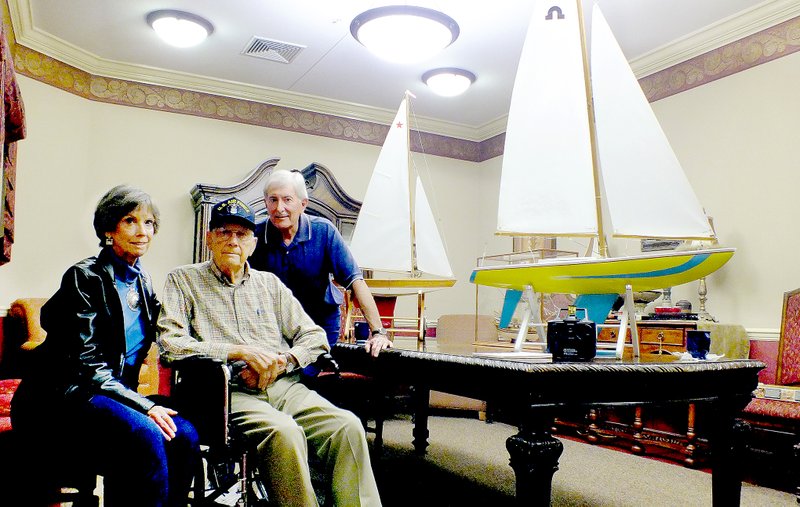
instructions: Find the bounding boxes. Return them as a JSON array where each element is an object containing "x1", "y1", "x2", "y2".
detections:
[{"x1": 209, "y1": 197, "x2": 256, "y2": 231}]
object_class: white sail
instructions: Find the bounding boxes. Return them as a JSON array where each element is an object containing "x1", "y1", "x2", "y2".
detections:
[
  {"x1": 497, "y1": 1, "x2": 597, "y2": 237},
  {"x1": 590, "y1": 5, "x2": 714, "y2": 240},
  {"x1": 415, "y1": 176, "x2": 453, "y2": 277},
  {"x1": 350, "y1": 97, "x2": 454, "y2": 279},
  {"x1": 349, "y1": 99, "x2": 412, "y2": 272}
]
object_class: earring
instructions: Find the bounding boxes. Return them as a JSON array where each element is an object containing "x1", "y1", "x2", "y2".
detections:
[{"x1": 105, "y1": 236, "x2": 113, "y2": 246}]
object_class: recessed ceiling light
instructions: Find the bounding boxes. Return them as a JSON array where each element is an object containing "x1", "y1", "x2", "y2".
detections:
[
  {"x1": 422, "y1": 68, "x2": 476, "y2": 97},
  {"x1": 146, "y1": 10, "x2": 214, "y2": 48},
  {"x1": 350, "y1": 6, "x2": 459, "y2": 64}
]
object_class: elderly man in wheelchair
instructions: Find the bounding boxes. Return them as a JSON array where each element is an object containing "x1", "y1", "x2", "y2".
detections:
[{"x1": 157, "y1": 197, "x2": 382, "y2": 506}]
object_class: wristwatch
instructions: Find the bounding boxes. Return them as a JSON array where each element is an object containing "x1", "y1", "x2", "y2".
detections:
[
  {"x1": 371, "y1": 328, "x2": 388, "y2": 337},
  {"x1": 281, "y1": 353, "x2": 296, "y2": 373}
]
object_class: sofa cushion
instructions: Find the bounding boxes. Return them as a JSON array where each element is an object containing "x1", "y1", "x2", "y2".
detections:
[
  {"x1": 0, "y1": 378, "x2": 21, "y2": 433},
  {"x1": 743, "y1": 397, "x2": 800, "y2": 421}
]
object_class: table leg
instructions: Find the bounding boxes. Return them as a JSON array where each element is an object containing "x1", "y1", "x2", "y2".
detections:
[
  {"x1": 631, "y1": 405, "x2": 644, "y2": 455},
  {"x1": 506, "y1": 410, "x2": 564, "y2": 505},
  {"x1": 708, "y1": 396, "x2": 750, "y2": 507},
  {"x1": 412, "y1": 384, "x2": 430, "y2": 455},
  {"x1": 684, "y1": 402, "x2": 697, "y2": 467}
]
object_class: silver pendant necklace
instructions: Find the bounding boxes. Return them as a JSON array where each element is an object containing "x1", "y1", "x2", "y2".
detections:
[{"x1": 125, "y1": 281, "x2": 140, "y2": 311}]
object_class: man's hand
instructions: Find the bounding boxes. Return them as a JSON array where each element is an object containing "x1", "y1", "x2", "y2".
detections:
[
  {"x1": 148, "y1": 405, "x2": 178, "y2": 440},
  {"x1": 365, "y1": 335, "x2": 393, "y2": 357},
  {"x1": 229, "y1": 345, "x2": 288, "y2": 390},
  {"x1": 238, "y1": 366, "x2": 260, "y2": 389}
]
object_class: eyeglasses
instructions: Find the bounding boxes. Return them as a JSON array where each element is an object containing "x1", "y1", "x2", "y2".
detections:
[{"x1": 212, "y1": 228, "x2": 254, "y2": 241}]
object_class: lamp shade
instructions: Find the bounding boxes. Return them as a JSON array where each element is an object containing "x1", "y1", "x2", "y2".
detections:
[
  {"x1": 423, "y1": 68, "x2": 475, "y2": 97},
  {"x1": 147, "y1": 10, "x2": 214, "y2": 48},
  {"x1": 351, "y1": 6, "x2": 459, "y2": 64}
]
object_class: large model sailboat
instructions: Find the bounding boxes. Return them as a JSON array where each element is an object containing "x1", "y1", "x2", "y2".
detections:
[
  {"x1": 349, "y1": 92, "x2": 456, "y2": 347},
  {"x1": 470, "y1": 1, "x2": 734, "y2": 356}
]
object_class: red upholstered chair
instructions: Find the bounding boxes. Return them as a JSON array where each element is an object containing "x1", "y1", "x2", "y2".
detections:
[
  {"x1": 776, "y1": 288, "x2": 800, "y2": 385},
  {"x1": 0, "y1": 377, "x2": 22, "y2": 503},
  {"x1": 740, "y1": 288, "x2": 800, "y2": 498}
]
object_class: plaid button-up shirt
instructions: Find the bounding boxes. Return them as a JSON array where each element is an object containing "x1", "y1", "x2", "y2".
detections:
[{"x1": 157, "y1": 260, "x2": 329, "y2": 367}]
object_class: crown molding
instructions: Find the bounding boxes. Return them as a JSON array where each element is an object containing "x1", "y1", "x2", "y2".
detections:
[{"x1": 631, "y1": 0, "x2": 800, "y2": 77}]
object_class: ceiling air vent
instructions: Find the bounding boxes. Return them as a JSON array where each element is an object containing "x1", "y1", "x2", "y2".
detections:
[{"x1": 241, "y1": 36, "x2": 306, "y2": 64}]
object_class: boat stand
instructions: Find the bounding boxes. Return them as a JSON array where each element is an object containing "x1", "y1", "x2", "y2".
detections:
[
  {"x1": 614, "y1": 284, "x2": 641, "y2": 358},
  {"x1": 510, "y1": 286, "x2": 547, "y2": 351},
  {"x1": 343, "y1": 291, "x2": 427, "y2": 351}
]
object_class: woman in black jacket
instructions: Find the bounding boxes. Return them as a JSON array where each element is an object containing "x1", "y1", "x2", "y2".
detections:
[{"x1": 12, "y1": 185, "x2": 199, "y2": 506}]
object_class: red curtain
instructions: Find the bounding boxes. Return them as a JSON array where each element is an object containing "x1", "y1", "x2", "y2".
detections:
[{"x1": 0, "y1": 21, "x2": 26, "y2": 266}]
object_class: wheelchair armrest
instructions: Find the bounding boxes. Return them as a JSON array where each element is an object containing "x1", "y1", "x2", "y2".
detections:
[
  {"x1": 313, "y1": 353, "x2": 340, "y2": 375},
  {"x1": 170, "y1": 355, "x2": 228, "y2": 374},
  {"x1": 169, "y1": 356, "x2": 231, "y2": 450}
]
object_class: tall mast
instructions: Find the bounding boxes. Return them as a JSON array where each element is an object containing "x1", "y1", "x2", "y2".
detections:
[
  {"x1": 576, "y1": 0, "x2": 608, "y2": 257},
  {"x1": 405, "y1": 90, "x2": 419, "y2": 274}
]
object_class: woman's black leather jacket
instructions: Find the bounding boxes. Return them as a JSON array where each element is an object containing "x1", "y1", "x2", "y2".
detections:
[{"x1": 15, "y1": 248, "x2": 161, "y2": 413}]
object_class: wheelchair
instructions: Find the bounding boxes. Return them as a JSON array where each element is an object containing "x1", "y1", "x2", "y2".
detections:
[
  {"x1": 170, "y1": 356, "x2": 270, "y2": 506},
  {"x1": 169, "y1": 353, "x2": 344, "y2": 506}
]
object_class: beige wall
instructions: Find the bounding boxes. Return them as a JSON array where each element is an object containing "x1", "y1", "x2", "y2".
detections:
[
  {"x1": 655, "y1": 51, "x2": 800, "y2": 330},
  {"x1": 0, "y1": 75, "x2": 489, "y2": 321},
  {"x1": 3, "y1": 47, "x2": 799, "y2": 332}
]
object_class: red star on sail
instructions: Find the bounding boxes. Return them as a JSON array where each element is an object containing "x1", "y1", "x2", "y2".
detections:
[{"x1": 396, "y1": 121, "x2": 403, "y2": 129}]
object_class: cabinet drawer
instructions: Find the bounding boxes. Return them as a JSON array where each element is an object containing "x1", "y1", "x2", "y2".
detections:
[
  {"x1": 598, "y1": 327, "x2": 631, "y2": 344},
  {"x1": 640, "y1": 328, "x2": 684, "y2": 346}
]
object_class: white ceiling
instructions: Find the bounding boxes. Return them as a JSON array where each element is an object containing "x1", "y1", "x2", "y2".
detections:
[{"x1": 10, "y1": 0, "x2": 800, "y2": 140}]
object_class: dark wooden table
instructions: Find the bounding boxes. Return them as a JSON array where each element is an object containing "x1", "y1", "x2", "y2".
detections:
[{"x1": 332, "y1": 343, "x2": 764, "y2": 506}]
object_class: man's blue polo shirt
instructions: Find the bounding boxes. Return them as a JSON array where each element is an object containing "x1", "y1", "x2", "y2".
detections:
[{"x1": 250, "y1": 214, "x2": 362, "y2": 341}]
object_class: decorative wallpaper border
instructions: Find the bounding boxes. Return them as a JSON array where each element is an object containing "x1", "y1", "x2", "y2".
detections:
[
  {"x1": 12, "y1": 42, "x2": 484, "y2": 162},
  {"x1": 640, "y1": 15, "x2": 800, "y2": 102},
  {"x1": 7, "y1": 10, "x2": 800, "y2": 163}
]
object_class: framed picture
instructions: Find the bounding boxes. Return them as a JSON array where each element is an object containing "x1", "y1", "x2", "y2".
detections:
[{"x1": 777, "y1": 288, "x2": 800, "y2": 385}]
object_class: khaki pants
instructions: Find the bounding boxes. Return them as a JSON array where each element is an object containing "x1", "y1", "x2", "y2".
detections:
[{"x1": 231, "y1": 375, "x2": 381, "y2": 507}]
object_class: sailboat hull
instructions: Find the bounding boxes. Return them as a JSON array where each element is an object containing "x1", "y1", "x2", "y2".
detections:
[
  {"x1": 470, "y1": 248, "x2": 734, "y2": 294},
  {"x1": 365, "y1": 277, "x2": 457, "y2": 296}
]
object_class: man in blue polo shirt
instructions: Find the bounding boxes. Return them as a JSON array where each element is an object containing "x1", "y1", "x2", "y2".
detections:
[{"x1": 250, "y1": 169, "x2": 392, "y2": 362}]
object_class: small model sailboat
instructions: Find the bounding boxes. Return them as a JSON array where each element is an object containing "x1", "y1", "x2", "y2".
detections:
[
  {"x1": 349, "y1": 92, "x2": 456, "y2": 347},
  {"x1": 470, "y1": 1, "x2": 734, "y2": 356}
]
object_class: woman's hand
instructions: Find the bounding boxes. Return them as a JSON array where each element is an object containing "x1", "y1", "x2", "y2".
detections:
[{"x1": 147, "y1": 405, "x2": 178, "y2": 440}]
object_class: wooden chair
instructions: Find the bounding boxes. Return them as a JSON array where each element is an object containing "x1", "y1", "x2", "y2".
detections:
[
  {"x1": 739, "y1": 288, "x2": 800, "y2": 498},
  {"x1": 429, "y1": 314, "x2": 496, "y2": 418}
]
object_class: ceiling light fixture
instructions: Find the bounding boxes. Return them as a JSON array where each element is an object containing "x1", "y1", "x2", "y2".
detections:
[
  {"x1": 350, "y1": 6, "x2": 459, "y2": 64},
  {"x1": 422, "y1": 68, "x2": 475, "y2": 97},
  {"x1": 146, "y1": 10, "x2": 214, "y2": 48}
]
